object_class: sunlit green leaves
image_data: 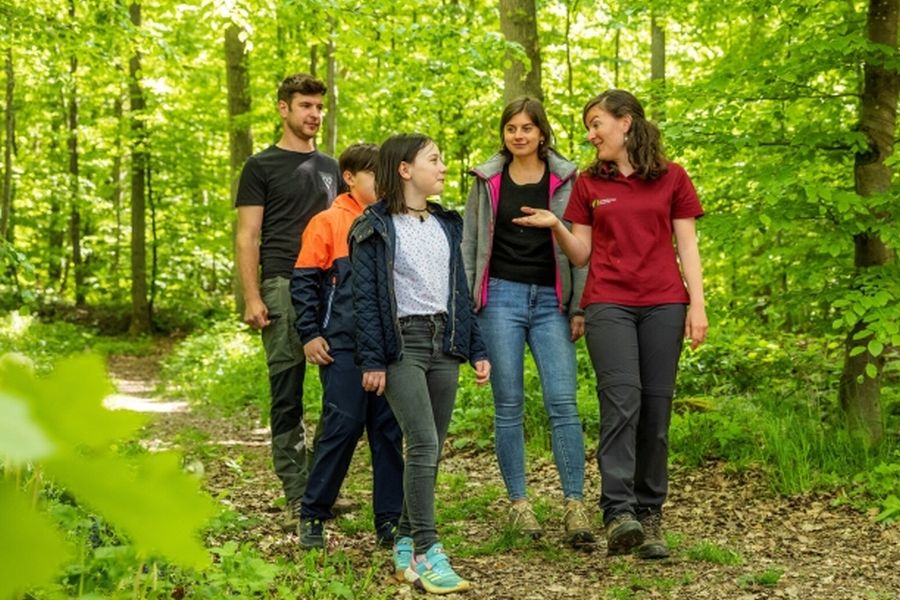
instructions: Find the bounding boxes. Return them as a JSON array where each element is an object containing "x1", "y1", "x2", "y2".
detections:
[
  {"x1": 0, "y1": 391, "x2": 55, "y2": 463},
  {"x1": 0, "y1": 483, "x2": 70, "y2": 599},
  {"x1": 0, "y1": 353, "x2": 218, "y2": 594}
]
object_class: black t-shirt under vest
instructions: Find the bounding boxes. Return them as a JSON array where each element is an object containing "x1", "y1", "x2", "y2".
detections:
[
  {"x1": 235, "y1": 145, "x2": 344, "y2": 280},
  {"x1": 489, "y1": 164, "x2": 556, "y2": 286}
]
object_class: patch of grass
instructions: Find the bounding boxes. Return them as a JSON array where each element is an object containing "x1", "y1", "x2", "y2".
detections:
[
  {"x1": 685, "y1": 541, "x2": 743, "y2": 565},
  {"x1": 737, "y1": 567, "x2": 784, "y2": 588},
  {"x1": 629, "y1": 574, "x2": 683, "y2": 593},
  {"x1": 0, "y1": 312, "x2": 152, "y2": 373},
  {"x1": 605, "y1": 586, "x2": 636, "y2": 600}
]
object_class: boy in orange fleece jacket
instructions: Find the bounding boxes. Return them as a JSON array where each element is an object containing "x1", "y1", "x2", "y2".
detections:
[{"x1": 290, "y1": 144, "x2": 403, "y2": 549}]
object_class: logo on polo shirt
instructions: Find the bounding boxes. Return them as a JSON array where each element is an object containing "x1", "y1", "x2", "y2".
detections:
[{"x1": 591, "y1": 197, "x2": 617, "y2": 208}]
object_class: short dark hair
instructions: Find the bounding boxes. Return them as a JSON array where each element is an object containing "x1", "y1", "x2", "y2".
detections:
[
  {"x1": 377, "y1": 133, "x2": 433, "y2": 214},
  {"x1": 499, "y1": 96, "x2": 554, "y2": 161},
  {"x1": 339, "y1": 143, "x2": 379, "y2": 175},
  {"x1": 582, "y1": 89, "x2": 667, "y2": 180},
  {"x1": 277, "y1": 73, "x2": 326, "y2": 104}
]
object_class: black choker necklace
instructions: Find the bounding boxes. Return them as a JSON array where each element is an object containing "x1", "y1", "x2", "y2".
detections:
[{"x1": 407, "y1": 206, "x2": 429, "y2": 222}]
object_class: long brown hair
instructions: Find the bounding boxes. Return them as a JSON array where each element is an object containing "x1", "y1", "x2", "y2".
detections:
[
  {"x1": 376, "y1": 133, "x2": 433, "y2": 214},
  {"x1": 499, "y1": 96, "x2": 554, "y2": 162},
  {"x1": 582, "y1": 90, "x2": 667, "y2": 180}
]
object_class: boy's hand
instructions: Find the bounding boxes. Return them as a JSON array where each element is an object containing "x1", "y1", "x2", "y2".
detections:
[
  {"x1": 472, "y1": 359, "x2": 491, "y2": 385},
  {"x1": 304, "y1": 337, "x2": 334, "y2": 365},
  {"x1": 362, "y1": 370, "x2": 386, "y2": 396}
]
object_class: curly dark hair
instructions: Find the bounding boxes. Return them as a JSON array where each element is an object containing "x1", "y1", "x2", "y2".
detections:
[
  {"x1": 582, "y1": 90, "x2": 667, "y2": 180},
  {"x1": 277, "y1": 73, "x2": 326, "y2": 104}
]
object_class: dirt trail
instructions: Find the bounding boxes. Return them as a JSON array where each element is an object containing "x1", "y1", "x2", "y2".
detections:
[{"x1": 108, "y1": 346, "x2": 900, "y2": 600}]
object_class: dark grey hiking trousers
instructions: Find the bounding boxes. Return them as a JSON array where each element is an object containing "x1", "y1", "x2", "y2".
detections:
[{"x1": 583, "y1": 303, "x2": 686, "y2": 524}]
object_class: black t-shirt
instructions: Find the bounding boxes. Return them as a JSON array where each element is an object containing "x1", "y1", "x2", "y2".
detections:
[
  {"x1": 235, "y1": 145, "x2": 344, "y2": 280},
  {"x1": 489, "y1": 164, "x2": 556, "y2": 286}
]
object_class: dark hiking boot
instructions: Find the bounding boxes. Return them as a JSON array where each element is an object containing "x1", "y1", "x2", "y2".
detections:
[
  {"x1": 636, "y1": 512, "x2": 670, "y2": 559},
  {"x1": 376, "y1": 521, "x2": 398, "y2": 549},
  {"x1": 299, "y1": 518, "x2": 325, "y2": 549},
  {"x1": 605, "y1": 513, "x2": 644, "y2": 556}
]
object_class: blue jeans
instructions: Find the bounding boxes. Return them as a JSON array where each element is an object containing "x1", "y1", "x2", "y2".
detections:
[{"x1": 478, "y1": 277, "x2": 585, "y2": 501}]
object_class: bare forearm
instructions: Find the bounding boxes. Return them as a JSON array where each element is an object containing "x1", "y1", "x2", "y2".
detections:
[
  {"x1": 236, "y1": 236, "x2": 261, "y2": 301},
  {"x1": 551, "y1": 220, "x2": 591, "y2": 267}
]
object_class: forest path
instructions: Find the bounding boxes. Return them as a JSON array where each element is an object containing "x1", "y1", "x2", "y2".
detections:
[{"x1": 106, "y1": 344, "x2": 900, "y2": 600}]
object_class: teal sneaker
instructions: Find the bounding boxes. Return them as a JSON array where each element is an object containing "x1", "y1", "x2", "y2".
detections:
[
  {"x1": 404, "y1": 543, "x2": 471, "y2": 595},
  {"x1": 392, "y1": 536, "x2": 414, "y2": 582}
]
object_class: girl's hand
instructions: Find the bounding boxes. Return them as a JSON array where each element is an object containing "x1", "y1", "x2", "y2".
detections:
[
  {"x1": 362, "y1": 370, "x2": 386, "y2": 395},
  {"x1": 570, "y1": 315, "x2": 585, "y2": 342},
  {"x1": 685, "y1": 305, "x2": 708, "y2": 350},
  {"x1": 472, "y1": 359, "x2": 491, "y2": 385},
  {"x1": 511, "y1": 206, "x2": 560, "y2": 229}
]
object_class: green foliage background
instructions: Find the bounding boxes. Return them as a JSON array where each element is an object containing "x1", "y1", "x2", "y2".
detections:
[{"x1": 1, "y1": 0, "x2": 899, "y2": 596}]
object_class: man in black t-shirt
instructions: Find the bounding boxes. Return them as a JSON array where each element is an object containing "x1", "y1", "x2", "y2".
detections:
[{"x1": 234, "y1": 73, "x2": 344, "y2": 530}]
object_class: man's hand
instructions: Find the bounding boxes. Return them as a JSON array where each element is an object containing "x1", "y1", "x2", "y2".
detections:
[
  {"x1": 472, "y1": 359, "x2": 491, "y2": 385},
  {"x1": 304, "y1": 336, "x2": 334, "y2": 365},
  {"x1": 362, "y1": 370, "x2": 386, "y2": 396},
  {"x1": 243, "y1": 297, "x2": 270, "y2": 330}
]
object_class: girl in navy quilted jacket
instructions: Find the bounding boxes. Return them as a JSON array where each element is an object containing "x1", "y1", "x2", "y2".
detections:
[{"x1": 349, "y1": 133, "x2": 490, "y2": 595}]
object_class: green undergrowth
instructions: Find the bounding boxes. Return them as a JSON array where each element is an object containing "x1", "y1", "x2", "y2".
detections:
[
  {"x1": 0, "y1": 311, "x2": 152, "y2": 373},
  {"x1": 158, "y1": 320, "x2": 323, "y2": 424}
]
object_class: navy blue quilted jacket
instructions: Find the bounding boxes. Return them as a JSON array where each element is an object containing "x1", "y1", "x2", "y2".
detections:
[{"x1": 348, "y1": 199, "x2": 488, "y2": 372}]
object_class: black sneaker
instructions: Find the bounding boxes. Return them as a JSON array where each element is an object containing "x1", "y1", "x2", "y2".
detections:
[
  {"x1": 605, "y1": 513, "x2": 644, "y2": 556},
  {"x1": 375, "y1": 521, "x2": 398, "y2": 549},
  {"x1": 636, "y1": 512, "x2": 670, "y2": 559},
  {"x1": 299, "y1": 518, "x2": 325, "y2": 549}
]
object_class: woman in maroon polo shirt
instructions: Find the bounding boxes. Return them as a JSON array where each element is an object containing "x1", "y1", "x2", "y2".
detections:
[{"x1": 513, "y1": 89, "x2": 707, "y2": 559}]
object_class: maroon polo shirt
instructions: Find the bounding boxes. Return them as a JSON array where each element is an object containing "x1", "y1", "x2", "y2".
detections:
[{"x1": 563, "y1": 162, "x2": 703, "y2": 307}]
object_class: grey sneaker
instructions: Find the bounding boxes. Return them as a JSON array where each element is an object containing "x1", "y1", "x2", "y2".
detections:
[
  {"x1": 563, "y1": 499, "x2": 596, "y2": 549},
  {"x1": 636, "y1": 512, "x2": 670, "y2": 559},
  {"x1": 605, "y1": 513, "x2": 643, "y2": 556},
  {"x1": 299, "y1": 518, "x2": 325, "y2": 549},
  {"x1": 508, "y1": 500, "x2": 543, "y2": 539}
]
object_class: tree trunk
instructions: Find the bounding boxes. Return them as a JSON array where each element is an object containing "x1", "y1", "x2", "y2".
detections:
[
  {"x1": 49, "y1": 111, "x2": 65, "y2": 285},
  {"x1": 838, "y1": 0, "x2": 899, "y2": 444},
  {"x1": 563, "y1": 0, "x2": 578, "y2": 157},
  {"x1": 324, "y1": 20, "x2": 337, "y2": 157},
  {"x1": 650, "y1": 15, "x2": 666, "y2": 123},
  {"x1": 225, "y1": 21, "x2": 253, "y2": 315},
  {"x1": 614, "y1": 29, "x2": 621, "y2": 88},
  {"x1": 67, "y1": 0, "x2": 84, "y2": 306},
  {"x1": 111, "y1": 96, "x2": 123, "y2": 278},
  {"x1": 499, "y1": 0, "x2": 543, "y2": 102},
  {"x1": 128, "y1": 1, "x2": 150, "y2": 334},
  {"x1": 1, "y1": 48, "x2": 13, "y2": 243}
]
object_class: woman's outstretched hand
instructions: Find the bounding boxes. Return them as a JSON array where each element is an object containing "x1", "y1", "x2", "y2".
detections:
[{"x1": 512, "y1": 206, "x2": 560, "y2": 229}]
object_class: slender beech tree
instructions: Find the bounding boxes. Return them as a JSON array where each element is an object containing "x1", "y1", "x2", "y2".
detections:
[
  {"x1": 1, "y1": 48, "x2": 13, "y2": 244},
  {"x1": 225, "y1": 20, "x2": 252, "y2": 313},
  {"x1": 838, "y1": 0, "x2": 899, "y2": 444},
  {"x1": 128, "y1": 0, "x2": 150, "y2": 334},
  {"x1": 67, "y1": 0, "x2": 85, "y2": 306},
  {"x1": 499, "y1": 0, "x2": 543, "y2": 102},
  {"x1": 324, "y1": 18, "x2": 337, "y2": 157},
  {"x1": 650, "y1": 15, "x2": 666, "y2": 123}
]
